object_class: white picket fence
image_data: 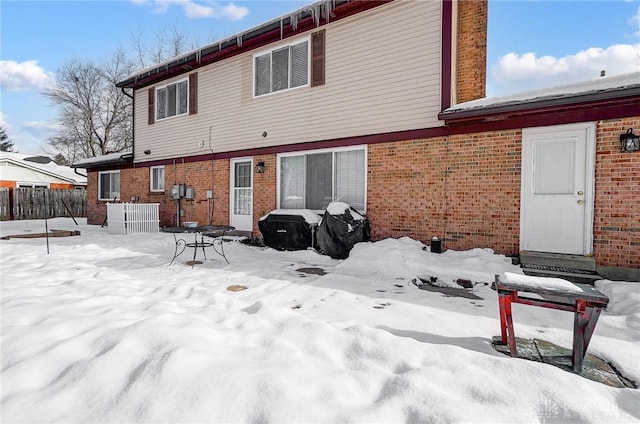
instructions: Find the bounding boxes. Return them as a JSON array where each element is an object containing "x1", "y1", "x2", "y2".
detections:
[{"x1": 107, "y1": 203, "x2": 159, "y2": 235}]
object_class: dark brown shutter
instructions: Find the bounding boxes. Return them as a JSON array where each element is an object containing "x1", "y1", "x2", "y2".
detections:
[
  {"x1": 311, "y1": 30, "x2": 325, "y2": 87},
  {"x1": 148, "y1": 87, "x2": 155, "y2": 125},
  {"x1": 189, "y1": 73, "x2": 198, "y2": 115}
]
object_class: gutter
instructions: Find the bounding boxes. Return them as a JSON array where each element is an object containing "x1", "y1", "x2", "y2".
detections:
[
  {"x1": 70, "y1": 153, "x2": 134, "y2": 170},
  {"x1": 116, "y1": 0, "x2": 391, "y2": 90}
]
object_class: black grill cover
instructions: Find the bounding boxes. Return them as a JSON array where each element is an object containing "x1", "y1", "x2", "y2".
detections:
[
  {"x1": 258, "y1": 213, "x2": 315, "y2": 251},
  {"x1": 316, "y1": 206, "x2": 370, "y2": 259}
]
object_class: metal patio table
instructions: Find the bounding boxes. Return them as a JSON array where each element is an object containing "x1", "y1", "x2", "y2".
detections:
[{"x1": 161, "y1": 225, "x2": 235, "y2": 266}]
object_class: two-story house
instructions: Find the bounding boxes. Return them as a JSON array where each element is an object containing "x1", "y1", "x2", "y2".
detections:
[{"x1": 75, "y1": 0, "x2": 640, "y2": 281}]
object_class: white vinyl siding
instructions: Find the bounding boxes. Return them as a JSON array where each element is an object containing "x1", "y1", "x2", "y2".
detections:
[
  {"x1": 134, "y1": 1, "x2": 442, "y2": 162},
  {"x1": 279, "y1": 147, "x2": 366, "y2": 212},
  {"x1": 150, "y1": 166, "x2": 165, "y2": 192},
  {"x1": 157, "y1": 79, "x2": 188, "y2": 120},
  {"x1": 98, "y1": 170, "x2": 120, "y2": 201},
  {"x1": 254, "y1": 38, "x2": 309, "y2": 97}
]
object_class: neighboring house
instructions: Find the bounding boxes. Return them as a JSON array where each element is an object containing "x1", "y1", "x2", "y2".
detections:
[
  {"x1": 0, "y1": 152, "x2": 86, "y2": 189},
  {"x1": 74, "y1": 0, "x2": 639, "y2": 280}
]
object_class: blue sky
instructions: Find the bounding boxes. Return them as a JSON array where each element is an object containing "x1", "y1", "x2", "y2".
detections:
[{"x1": 1, "y1": 0, "x2": 639, "y2": 155}]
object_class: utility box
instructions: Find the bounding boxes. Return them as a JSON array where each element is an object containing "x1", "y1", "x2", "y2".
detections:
[{"x1": 184, "y1": 187, "x2": 195, "y2": 200}]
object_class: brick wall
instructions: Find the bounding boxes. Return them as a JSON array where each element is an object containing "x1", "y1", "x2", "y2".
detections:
[
  {"x1": 367, "y1": 118, "x2": 639, "y2": 269},
  {"x1": 594, "y1": 117, "x2": 640, "y2": 269},
  {"x1": 456, "y1": 0, "x2": 488, "y2": 103},
  {"x1": 252, "y1": 154, "x2": 277, "y2": 232},
  {"x1": 86, "y1": 116, "x2": 639, "y2": 271},
  {"x1": 367, "y1": 130, "x2": 521, "y2": 256}
]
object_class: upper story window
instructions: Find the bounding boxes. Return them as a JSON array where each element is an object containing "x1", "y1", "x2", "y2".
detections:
[
  {"x1": 98, "y1": 170, "x2": 120, "y2": 201},
  {"x1": 254, "y1": 38, "x2": 309, "y2": 97},
  {"x1": 156, "y1": 79, "x2": 188, "y2": 120},
  {"x1": 150, "y1": 166, "x2": 165, "y2": 192},
  {"x1": 148, "y1": 73, "x2": 197, "y2": 125}
]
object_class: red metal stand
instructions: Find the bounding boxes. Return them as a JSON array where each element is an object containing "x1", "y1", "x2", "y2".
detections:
[{"x1": 496, "y1": 275, "x2": 609, "y2": 373}]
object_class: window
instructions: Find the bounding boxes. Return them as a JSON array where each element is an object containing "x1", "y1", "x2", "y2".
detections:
[
  {"x1": 254, "y1": 38, "x2": 309, "y2": 96},
  {"x1": 279, "y1": 147, "x2": 366, "y2": 212},
  {"x1": 16, "y1": 183, "x2": 48, "y2": 188},
  {"x1": 156, "y1": 79, "x2": 188, "y2": 120},
  {"x1": 98, "y1": 170, "x2": 120, "y2": 201},
  {"x1": 150, "y1": 166, "x2": 165, "y2": 192}
]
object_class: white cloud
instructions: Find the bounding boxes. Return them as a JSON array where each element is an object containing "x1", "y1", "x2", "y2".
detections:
[
  {"x1": 0, "y1": 60, "x2": 56, "y2": 92},
  {"x1": 135, "y1": 0, "x2": 248, "y2": 20},
  {"x1": 0, "y1": 112, "x2": 62, "y2": 154},
  {"x1": 22, "y1": 121, "x2": 64, "y2": 136},
  {"x1": 631, "y1": 6, "x2": 640, "y2": 38},
  {"x1": 488, "y1": 44, "x2": 640, "y2": 96},
  {"x1": 217, "y1": 2, "x2": 248, "y2": 21}
]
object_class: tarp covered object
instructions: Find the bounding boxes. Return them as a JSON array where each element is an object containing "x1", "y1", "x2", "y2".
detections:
[
  {"x1": 258, "y1": 210, "x2": 320, "y2": 251},
  {"x1": 316, "y1": 202, "x2": 370, "y2": 259}
]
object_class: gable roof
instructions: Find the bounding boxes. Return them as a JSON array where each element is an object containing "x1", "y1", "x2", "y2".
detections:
[
  {"x1": 440, "y1": 72, "x2": 640, "y2": 121},
  {"x1": 0, "y1": 152, "x2": 87, "y2": 185},
  {"x1": 117, "y1": 0, "x2": 391, "y2": 90}
]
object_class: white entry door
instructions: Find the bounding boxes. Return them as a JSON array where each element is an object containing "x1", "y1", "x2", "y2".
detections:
[
  {"x1": 230, "y1": 158, "x2": 253, "y2": 231},
  {"x1": 520, "y1": 123, "x2": 595, "y2": 255}
]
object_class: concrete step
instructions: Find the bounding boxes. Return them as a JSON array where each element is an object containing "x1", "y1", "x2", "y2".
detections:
[
  {"x1": 520, "y1": 251, "x2": 596, "y2": 271},
  {"x1": 520, "y1": 251, "x2": 601, "y2": 284},
  {"x1": 521, "y1": 264, "x2": 602, "y2": 285}
]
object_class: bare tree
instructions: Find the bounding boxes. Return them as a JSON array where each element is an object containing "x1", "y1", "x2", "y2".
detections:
[
  {"x1": 45, "y1": 26, "x2": 194, "y2": 163},
  {"x1": 44, "y1": 50, "x2": 134, "y2": 163},
  {"x1": 129, "y1": 24, "x2": 192, "y2": 69}
]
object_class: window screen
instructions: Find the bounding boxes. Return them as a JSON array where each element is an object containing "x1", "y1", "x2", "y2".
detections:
[
  {"x1": 254, "y1": 39, "x2": 309, "y2": 97},
  {"x1": 99, "y1": 171, "x2": 120, "y2": 200},
  {"x1": 156, "y1": 79, "x2": 188, "y2": 120},
  {"x1": 279, "y1": 149, "x2": 366, "y2": 212}
]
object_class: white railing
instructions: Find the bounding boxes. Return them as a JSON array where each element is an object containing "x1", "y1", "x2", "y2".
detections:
[{"x1": 107, "y1": 203, "x2": 159, "y2": 235}]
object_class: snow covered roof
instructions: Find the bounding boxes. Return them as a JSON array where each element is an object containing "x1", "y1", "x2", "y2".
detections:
[
  {"x1": 0, "y1": 152, "x2": 87, "y2": 185},
  {"x1": 71, "y1": 151, "x2": 133, "y2": 169},
  {"x1": 441, "y1": 72, "x2": 640, "y2": 119},
  {"x1": 117, "y1": 0, "x2": 379, "y2": 90}
]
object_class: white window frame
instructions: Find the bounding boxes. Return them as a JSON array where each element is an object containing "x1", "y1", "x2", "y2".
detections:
[
  {"x1": 253, "y1": 36, "x2": 310, "y2": 98},
  {"x1": 98, "y1": 170, "x2": 120, "y2": 201},
  {"x1": 150, "y1": 166, "x2": 165, "y2": 192},
  {"x1": 156, "y1": 78, "x2": 188, "y2": 121},
  {"x1": 277, "y1": 145, "x2": 367, "y2": 213},
  {"x1": 16, "y1": 182, "x2": 49, "y2": 188}
]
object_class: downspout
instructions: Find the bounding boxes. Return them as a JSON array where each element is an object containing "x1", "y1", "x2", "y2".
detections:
[
  {"x1": 121, "y1": 87, "x2": 134, "y2": 158},
  {"x1": 74, "y1": 168, "x2": 87, "y2": 178}
]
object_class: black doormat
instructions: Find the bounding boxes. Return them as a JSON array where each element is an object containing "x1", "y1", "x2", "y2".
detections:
[{"x1": 522, "y1": 263, "x2": 600, "y2": 276}]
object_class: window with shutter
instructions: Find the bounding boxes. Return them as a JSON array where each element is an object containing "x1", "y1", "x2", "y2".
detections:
[
  {"x1": 253, "y1": 36, "x2": 310, "y2": 97},
  {"x1": 279, "y1": 147, "x2": 366, "y2": 212},
  {"x1": 155, "y1": 78, "x2": 189, "y2": 121}
]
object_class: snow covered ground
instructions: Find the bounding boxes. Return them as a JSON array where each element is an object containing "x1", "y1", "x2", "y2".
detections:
[{"x1": 1, "y1": 218, "x2": 639, "y2": 423}]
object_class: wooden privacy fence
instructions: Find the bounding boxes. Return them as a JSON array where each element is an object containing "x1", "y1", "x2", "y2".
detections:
[
  {"x1": 0, "y1": 187, "x2": 87, "y2": 220},
  {"x1": 107, "y1": 203, "x2": 159, "y2": 235}
]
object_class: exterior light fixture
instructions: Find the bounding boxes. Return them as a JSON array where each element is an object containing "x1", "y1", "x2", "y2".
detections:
[
  {"x1": 255, "y1": 161, "x2": 265, "y2": 174},
  {"x1": 620, "y1": 128, "x2": 640, "y2": 152},
  {"x1": 144, "y1": 149, "x2": 151, "y2": 155}
]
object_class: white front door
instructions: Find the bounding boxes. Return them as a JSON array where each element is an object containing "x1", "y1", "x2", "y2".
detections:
[
  {"x1": 520, "y1": 123, "x2": 595, "y2": 255},
  {"x1": 230, "y1": 158, "x2": 253, "y2": 231}
]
